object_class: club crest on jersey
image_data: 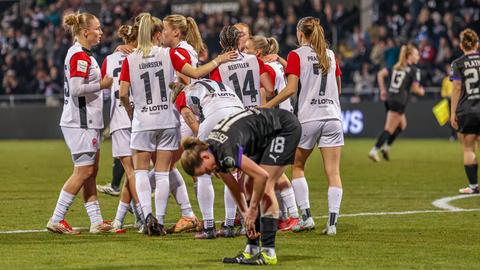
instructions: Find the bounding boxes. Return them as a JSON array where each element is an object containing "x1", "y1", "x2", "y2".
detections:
[
  {"x1": 77, "y1": 60, "x2": 88, "y2": 73},
  {"x1": 220, "y1": 156, "x2": 236, "y2": 170},
  {"x1": 92, "y1": 138, "x2": 98, "y2": 147},
  {"x1": 208, "y1": 131, "x2": 228, "y2": 143}
]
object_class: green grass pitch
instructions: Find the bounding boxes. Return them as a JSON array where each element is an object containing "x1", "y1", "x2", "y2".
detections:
[{"x1": 0, "y1": 139, "x2": 479, "y2": 269}]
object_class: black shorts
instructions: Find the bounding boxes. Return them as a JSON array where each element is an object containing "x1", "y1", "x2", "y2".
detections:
[
  {"x1": 457, "y1": 113, "x2": 480, "y2": 134},
  {"x1": 260, "y1": 111, "x2": 301, "y2": 166},
  {"x1": 386, "y1": 100, "x2": 406, "y2": 114}
]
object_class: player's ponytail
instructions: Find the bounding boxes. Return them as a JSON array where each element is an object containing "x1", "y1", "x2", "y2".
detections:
[
  {"x1": 267, "y1": 37, "x2": 280, "y2": 55},
  {"x1": 63, "y1": 12, "x2": 97, "y2": 41},
  {"x1": 118, "y1": 24, "x2": 138, "y2": 44},
  {"x1": 181, "y1": 137, "x2": 209, "y2": 176},
  {"x1": 185, "y1": 17, "x2": 206, "y2": 54},
  {"x1": 297, "y1": 17, "x2": 330, "y2": 74},
  {"x1": 137, "y1": 14, "x2": 154, "y2": 56},
  {"x1": 460, "y1": 28, "x2": 479, "y2": 51},
  {"x1": 394, "y1": 44, "x2": 416, "y2": 70},
  {"x1": 169, "y1": 82, "x2": 186, "y2": 102},
  {"x1": 220, "y1": 25, "x2": 242, "y2": 53}
]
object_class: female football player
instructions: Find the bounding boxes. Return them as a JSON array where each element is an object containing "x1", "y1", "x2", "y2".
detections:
[
  {"x1": 181, "y1": 108, "x2": 301, "y2": 265},
  {"x1": 161, "y1": 15, "x2": 237, "y2": 237},
  {"x1": 171, "y1": 79, "x2": 245, "y2": 238},
  {"x1": 245, "y1": 35, "x2": 300, "y2": 231},
  {"x1": 369, "y1": 44, "x2": 425, "y2": 161},
  {"x1": 263, "y1": 17, "x2": 344, "y2": 235},
  {"x1": 101, "y1": 23, "x2": 144, "y2": 231},
  {"x1": 450, "y1": 29, "x2": 480, "y2": 194},
  {"x1": 47, "y1": 12, "x2": 114, "y2": 234}
]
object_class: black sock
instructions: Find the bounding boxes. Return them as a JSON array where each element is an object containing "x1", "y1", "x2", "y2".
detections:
[
  {"x1": 111, "y1": 158, "x2": 124, "y2": 190},
  {"x1": 387, "y1": 127, "x2": 402, "y2": 146},
  {"x1": 464, "y1": 164, "x2": 478, "y2": 186},
  {"x1": 302, "y1": 208, "x2": 312, "y2": 220},
  {"x1": 375, "y1": 130, "x2": 391, "y2": 149},
  {"x1": 260, "y1": 217, "x2": 278, "y2": 248}
]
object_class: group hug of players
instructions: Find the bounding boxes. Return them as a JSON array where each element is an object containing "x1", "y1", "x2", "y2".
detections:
[{"x1": 45, "y1": 9, "x2": 480, "y2": 265}]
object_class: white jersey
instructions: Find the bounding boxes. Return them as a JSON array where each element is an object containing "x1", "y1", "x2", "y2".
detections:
[
  {"x1": 212, "y1": 53, "x2": 264, "y2": 109},
  {"x1": 287, "y1": 46, "x2": 340, "y2": 123},
  {"x1": 177, "y1": 79, "x2": 244, "y2": 122},
  {"x1": 120, "y1": 46, "x2": 179, "y2": 132},
  {"x1": 265, "y1": 61, "x2": 292, "y2": 112},
  {"x1": 60, "y1": 42, "x2": 103, "y2": 129},
  {"x1": 105, "y1": 51, "x2": 132, "y2": 133}
]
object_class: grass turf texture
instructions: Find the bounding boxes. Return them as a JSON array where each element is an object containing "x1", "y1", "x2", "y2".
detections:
[{"x1": 0, "y1": 139, "x2": 479, "y2": 269}]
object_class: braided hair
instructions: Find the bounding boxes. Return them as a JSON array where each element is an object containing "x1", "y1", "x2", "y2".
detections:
[{"x1": 219, "y1": 25, "x2": 242, "y2": 53}]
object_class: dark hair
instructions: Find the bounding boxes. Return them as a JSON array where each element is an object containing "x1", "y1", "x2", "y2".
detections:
[
  {"x1": 220, "y1": 25, "x2": 242, "y2": 53},
  {"x1": 180, "y1": 137, "x2": 209, "y2": 176}
]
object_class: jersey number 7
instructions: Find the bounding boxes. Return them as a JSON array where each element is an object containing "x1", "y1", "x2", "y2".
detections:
[{"x1": 312, "y1": 64, "x2": 327, "y2": 96}]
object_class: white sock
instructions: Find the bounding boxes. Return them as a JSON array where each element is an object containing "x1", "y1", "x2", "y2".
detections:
[
  {"x1": 114, "y1": 201, "x2": 129, "y2": 224},
  {"x1": 169, "y1": 168, "x2": 194, "y2": 218},
  {"x1": 84, "y1": 200, "x2": 103, "y2": 225},
  {"x1": 224, "y1": 185, "x2": 237, "y2": 226},
  {"x1": 154, "y1": 172, "x2": 170, "y2": 225},
  {"x1": 328, "y1": 186, "x2": 343, "y2": 214},
  {"x1": 52, "y1": 190, "x2": 75, "y2": 223},
  {"x1": 135, "y1": 170, "x2": 152, "y2": 217},
  {"x1": 148, "y1": 169, "x2": 156, "y2": 189},
  {"x1": 135, "y1": 202, "x2": 145, "y2": 223},
  {"x1": 197, "y1": 174, "x2": 214, "y2": 228},
  {"x1": 275, "y1": 191, "x2": 288, "y2": 220},
  {"x1": 280, "y1": 186, "x2": 299, "y2": 218},
  {"x1": 291, "y1": 177, "x2": 310, "y2": 211}
]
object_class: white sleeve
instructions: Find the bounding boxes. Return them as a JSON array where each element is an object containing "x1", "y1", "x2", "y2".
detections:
[{"x1": 70, "y1": 77, "x2": 101, "y2": 96}]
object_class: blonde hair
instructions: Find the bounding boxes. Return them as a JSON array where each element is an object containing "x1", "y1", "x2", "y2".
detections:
[
  {"x1": 460, "y1": 28, "x2": 479, "y2": 51},
  {"x1": 394, "y1": 44, "x2": 417, "y2": 70},
  {"x1": 118, "y1": 24, "x2": 138, "y2": 44},
  {"x1": 180, "y1": 137, "x2": 209, "y2": 176},
  {"x1": 164, "y1": 14, "x2": 206, "y2": 53},
  {"x1": 137, "y1": 13, "x2": 163, "y2": 56},
  {"x1": 63, "y1": 12, "x2": 97, "y2": 40},
  {"x1": 249, "y1": 36, "x2": 280, "y2": 56},
  {"x1": 297, "y1": 17, "x2": 330, "y2": 74}
]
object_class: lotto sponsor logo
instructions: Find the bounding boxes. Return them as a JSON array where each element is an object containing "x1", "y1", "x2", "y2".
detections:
[{"x1": 141, "y1": 104, "x2": 169, "y2": 113}]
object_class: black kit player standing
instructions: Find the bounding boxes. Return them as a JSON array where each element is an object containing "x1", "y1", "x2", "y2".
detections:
[
  {"x1": 450, "y1": 29, "x2": 480, "y2": 194},
  {"x1": 369, "y1": 44, "x2": 425, "y2": 161},
  {"x1": 180, "y1": 108, "x2": 301, "y2": 265}
]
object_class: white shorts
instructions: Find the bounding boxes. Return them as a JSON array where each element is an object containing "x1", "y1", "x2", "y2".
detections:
[
  {"x1": 180, "y1": 117, "x2": 194, "y2": 138},
  {"x1": 112, "y1": 129, "x2": 132, "y2": 158},
  {"x1": 298, "y1": 119, "x2": 344, "y2": 149},
  {"x1": 130, "y1": 128, "x2": 179, "y2": 152},
  {"x1": 61, "y1": 126, "x2": 100, "y2": 166},
  {"x1": 198, "y1": 107, "x2": 243, "y2": 140}
]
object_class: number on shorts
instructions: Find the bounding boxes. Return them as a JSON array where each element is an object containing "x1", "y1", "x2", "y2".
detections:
[
  {"x1": 228, "y1": 70, "x2": 258, "y2": 103},
  {"x1": 312, "y1": 64, "x2": 327, "y2": 96},
  {"x1": 269, "y1": 136, "x2": 285, "y2": 153}
]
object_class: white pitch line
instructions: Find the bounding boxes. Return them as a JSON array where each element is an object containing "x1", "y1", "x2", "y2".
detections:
[
  {"x1": 431, "y1": 194, "x2": 480, "y2": 211},
  {"x1": 2, "y1": 207, "x2": 480, "y2": 234}
]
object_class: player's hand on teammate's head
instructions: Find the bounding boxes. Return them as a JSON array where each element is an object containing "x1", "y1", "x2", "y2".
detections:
[
  {"x1": 115, "y1": 45, "x2": 134, "y2": 54},
  {"x1": 263, "y1": 54, "x2": 279, "y2": 63},
  {"x1": 169, "y1": 81, "x2": 185, "y2": 103},
  {"x1": 100, "y1": 76, "x2": 114, "y2": 89},
  {"x1": 215, "y1": 50, "x2": 238, "y2": 65}
]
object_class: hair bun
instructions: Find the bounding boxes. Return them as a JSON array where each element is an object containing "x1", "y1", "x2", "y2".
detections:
[
  {"x1": 63, "y1": 13, "x2": 79, "y2": 27},
  {"x1": 181, "y1": 137, "x2": 200, "y2": 150}
]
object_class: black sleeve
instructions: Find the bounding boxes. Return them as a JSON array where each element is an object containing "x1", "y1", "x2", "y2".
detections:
[
  {"x1": 411, "y1": 66, "x2": 421, "y2": 83},
  {"x1": 214, "y1": 143, "x2": 243, "y2": 173}
]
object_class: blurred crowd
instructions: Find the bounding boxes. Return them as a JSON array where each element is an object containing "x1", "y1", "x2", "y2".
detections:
[{"x1": 0, "y1": 0, "x2": 478, "y2": 100}]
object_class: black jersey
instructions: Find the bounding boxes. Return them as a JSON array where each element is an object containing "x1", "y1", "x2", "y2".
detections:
[
  {"x1": 386, "y1": 65, "x2": 421, "y2": 106},
  {"x1": 450, "y1": 53, "x2": 480, "y2": 116},
  {"x1": 206, "y1": 108, "x2": 299, "y2": 173}
]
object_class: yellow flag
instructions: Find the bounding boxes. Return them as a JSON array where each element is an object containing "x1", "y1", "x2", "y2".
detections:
[{"x1": 432, "y1": 99, "x2": 450, "y2": 126}]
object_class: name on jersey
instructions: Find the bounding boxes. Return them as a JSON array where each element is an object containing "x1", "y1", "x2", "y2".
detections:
[
  {"x1": 140, "y1": 104, "x2": 169, "y2": 113},
  {"x1": 139, "y1": 61, "x2": 163, "y2": 70},
  {"x1": 307, "y1": 55, "x2": 318, "y2": 62},
  {"x1": 208, "y1": 131, "x2": 229, "y2": 143},
  {"x1": 228, "y1": 62, "x2": 249, "y2": 71},
  {"x1": 310, "y1": 98, "x2": 334, "y2": 105},
  {"x1": 464, "y1": 60, "x2": 480, "y2": 68}
]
